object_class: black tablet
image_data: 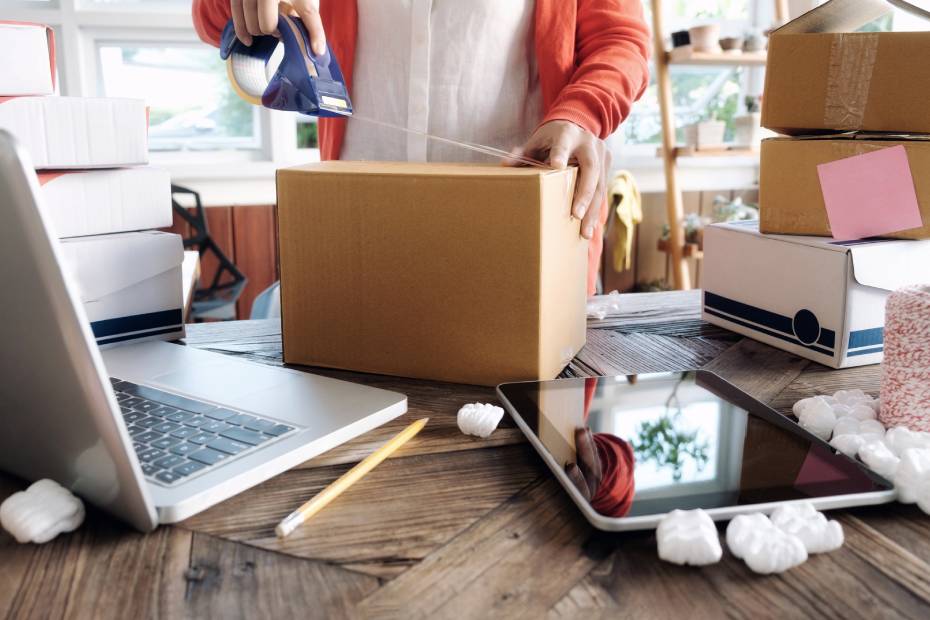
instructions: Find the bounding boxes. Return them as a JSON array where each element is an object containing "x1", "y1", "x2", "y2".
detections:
[{"x1": 497, "y1": 370, "x2": 895, "y2": 531}]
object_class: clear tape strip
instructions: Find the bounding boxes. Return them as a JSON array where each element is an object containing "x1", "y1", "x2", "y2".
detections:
[
  {"x1": 823, "y1": 33, "x2": 879, "y2": 131},
  {"x1": 226, "y1": 54, "x2": 549, "y2": 169},
  {"x1": 350, "y1": 114, "x2": 549, "y2": 169}
]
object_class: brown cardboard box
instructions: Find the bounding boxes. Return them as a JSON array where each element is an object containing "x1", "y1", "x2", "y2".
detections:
[
  {"x1": 762, "y1": 0, "x2": 930, "y2": 135},
  {"x1": 759, "y1": 136, "x2": 930, "y2": 239},
  {"x1": 276, "y1": 161, "x2": 587, "y2": 386}
]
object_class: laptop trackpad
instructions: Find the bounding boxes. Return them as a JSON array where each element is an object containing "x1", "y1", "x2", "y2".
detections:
[{"x1": 151, "y1": 362, "x2": 293, "y2": 400}]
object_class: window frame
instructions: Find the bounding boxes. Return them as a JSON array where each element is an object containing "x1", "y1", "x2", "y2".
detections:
[
  {"x1": 620, "y1": 0, "x2": 767, "y2": 158},
  {"x1": 3, "y1": 0, "x2": 317, "y2": 203}
]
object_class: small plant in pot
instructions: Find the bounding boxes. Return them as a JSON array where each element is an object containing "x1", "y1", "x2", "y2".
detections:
[
  {"x1": 688, "y1": 11, "x2": 721, "y2": 53},
  {"x1": 733, "y1": 95, "x2": 772, "y2": 149},
  {"x1": 719, "y1": 36, "x2": 744, "y2": 53},
  {"x1": 684, "y1": 114, "x2": 726, "y2": 150}
]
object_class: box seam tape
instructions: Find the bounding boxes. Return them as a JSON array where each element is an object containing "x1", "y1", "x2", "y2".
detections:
[{"x1": 823, "y1": 32, "x2": 878, "y2": 130}]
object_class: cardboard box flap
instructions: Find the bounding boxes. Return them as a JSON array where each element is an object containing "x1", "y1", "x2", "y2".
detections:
[
  {"x1": 59, "y1": 232, "x2": 184, "y2": 303},
  {"x1": 775, "y1": 0, "x2": 928, "y2": 35},
  {"x1": 788, "y1": 132, "x2": 930, "y2": 142},
  {"x1": 849, "y1": 240, "x2": 930, "y2": 290}
]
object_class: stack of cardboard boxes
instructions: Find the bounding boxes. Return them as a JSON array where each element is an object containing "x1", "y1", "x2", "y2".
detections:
[
  {"x1": 702, "y1": 0, "x2": 930, "y2": 369},
  {"x1": 0, "y1": 22, "x2": 185, "y2": 347}
]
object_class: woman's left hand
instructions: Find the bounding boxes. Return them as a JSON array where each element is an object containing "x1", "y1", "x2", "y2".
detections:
[{"x1": 511, "y1": 120, "x2": 611, "y2": 239}]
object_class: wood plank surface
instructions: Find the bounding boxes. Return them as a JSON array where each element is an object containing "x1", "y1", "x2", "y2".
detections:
[
  {"x1": 356, "y1": 478, "x2": 602, "y2": 619},
  {"x1": 4, "y1": 291, "x2": 930, "y2": 619},
  {"x1": 184, "y1": 532, "x2": 377, "y2": 620},
  {"x1": 183, "y1": 445, "x2": 544, "y2": 578},
  {"x1": 4, "y1": 514, "x2": 190, "y2": 620}
]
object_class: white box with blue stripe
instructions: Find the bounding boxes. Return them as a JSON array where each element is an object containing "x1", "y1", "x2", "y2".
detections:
[
  {"x1": 57, "y1": 231, "x2": 186, "y2": 347},
  {"x1": 701, "y1": 221, "x2": 930, "y2": 368}
]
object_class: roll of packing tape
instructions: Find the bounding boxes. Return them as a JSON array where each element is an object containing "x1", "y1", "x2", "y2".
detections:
[{"x1": 880, "y1": 285, "x2": 930, "y2": 432}]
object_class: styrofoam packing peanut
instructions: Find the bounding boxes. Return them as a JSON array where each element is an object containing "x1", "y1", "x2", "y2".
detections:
[
  {"x1": 830, "y1": 433, "x2": 869, "y2": 458},
  {"x1": 770, "y1": 502, "x2": 844, "y2": 554},
  {"x1": 798, "y1": 398, "x2": 837, "y2": 440},
  {"x1": 585, "y1": 291, "x2": 622, "y2": 320},
  {"x1": 656, "y1": 509, "x2": 722, "y2": 567},
  {"x1": 858, "y1": 439, "x2": 901, "y2": 479},
  {"x1": 0, "y1": 479, "x2": 84, "y2": 544},
  {"x1": 893, "y1": 448, "x2": 930, "y2": 504},
  {"x1": 456, "y1": 403, "x2": 504, "y2": 439},
  {"x1": 833, "y1": 389, "x2": 871, "y2": 405},
  {"x1": 726, "y1": 513, "x2": 807, "y2": 574},
  {"x1": 792, "y1": 395, "x2": 833, "y2": 418},
  {"x1": 884, "y1": 426, "x2": 930, "y2": 458},
  {"x1": 832, "y1": 416, "x2": 885, "y2": 440},
  {"x1": 846, "y1": 404, "x2": 878, "y2": 421}
]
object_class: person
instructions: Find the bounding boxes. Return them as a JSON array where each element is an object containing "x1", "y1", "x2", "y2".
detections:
[{"x1": 192, "y1": 0, "x2": 650, "y2": 295}]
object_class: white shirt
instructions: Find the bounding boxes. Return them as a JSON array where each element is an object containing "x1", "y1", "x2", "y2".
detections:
[{"x1": 341, "y1": 0, "x2": 542, "y2": 163}]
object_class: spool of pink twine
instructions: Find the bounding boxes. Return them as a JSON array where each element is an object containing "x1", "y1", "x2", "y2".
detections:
[{"x1": 880, "y1": 285, "x2": 930, "y2": 432}]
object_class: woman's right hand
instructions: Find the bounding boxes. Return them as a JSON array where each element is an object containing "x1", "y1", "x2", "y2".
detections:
[{"x1": 230, "y1": 0, "x2": 326, "y2": 55}]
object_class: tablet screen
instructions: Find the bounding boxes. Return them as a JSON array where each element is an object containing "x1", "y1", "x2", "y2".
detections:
[{"x1": 499, "y1": 371, "x2": 890, "y2": 519}]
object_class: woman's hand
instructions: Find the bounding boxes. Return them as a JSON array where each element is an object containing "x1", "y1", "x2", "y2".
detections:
[
  {"x1": 513, "y1": 120, "x2": 611, "y2": 239},
  {"x1": 230, "y1": 0, "x2": 326, "y2": 55}
]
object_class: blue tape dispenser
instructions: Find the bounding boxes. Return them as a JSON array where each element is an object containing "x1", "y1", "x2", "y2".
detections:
[{"x1": 220, "y1": 14, "x2": 352, "y2": 117}]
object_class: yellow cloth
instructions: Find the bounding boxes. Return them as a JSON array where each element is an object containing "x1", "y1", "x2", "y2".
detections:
[{"x1": 608, "y1": 170, "x2": 642, "y2": 272}]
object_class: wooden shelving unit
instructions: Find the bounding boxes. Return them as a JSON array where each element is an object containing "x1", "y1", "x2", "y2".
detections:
[
  {"x1": 650, "y1": 0, "x2": 788, "y2": 290},
  {"x1": 657, "y1": 238, "x2": 703, "y2": 259},
  {"x1": 657, "y1": 145, "x2": 759, "y2": 158},
  {"x1": 666, "y1": 48, "x2": 768, "y2": 66}
]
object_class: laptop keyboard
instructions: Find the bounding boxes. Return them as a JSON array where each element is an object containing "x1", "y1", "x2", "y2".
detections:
[{"x1": 110, "y1": 378, "x2": 297, "y2": 487}]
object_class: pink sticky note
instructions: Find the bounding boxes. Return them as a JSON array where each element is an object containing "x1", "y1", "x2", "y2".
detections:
[{"x1": 816, "y1": 145, "x2": 923, "y2": 240}]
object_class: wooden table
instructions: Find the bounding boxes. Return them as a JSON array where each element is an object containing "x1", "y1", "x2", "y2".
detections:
[{"x1": 3, "y1": 291, "x2": 930, "y2": 619}]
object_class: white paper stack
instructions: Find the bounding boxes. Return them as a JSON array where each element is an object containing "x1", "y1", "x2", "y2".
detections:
[
  {"x1": 0, "y1": 96, "x2": 148, "y2": 169},
  {"x1": 58, "y1": 232, "x2": 185, "y2": 347},
  {"x1": 0, "y1": 22, "x2": 56, "y2": 96},
  {"x1": 0, "y1": 21, "x2": 183, "y2": 346},
  {"x1": 38, "y1": 168, "x2": 173, "y2": 238}
]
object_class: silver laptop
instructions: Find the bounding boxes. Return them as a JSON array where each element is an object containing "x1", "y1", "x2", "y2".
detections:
[{"x1": 0, "y1": 131, "x2": 407, "y2": 531}]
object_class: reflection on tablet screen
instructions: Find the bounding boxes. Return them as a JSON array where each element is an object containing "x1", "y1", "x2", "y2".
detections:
[{"x1": 501, "y1": 372, "x2": 889, "y2": 519}]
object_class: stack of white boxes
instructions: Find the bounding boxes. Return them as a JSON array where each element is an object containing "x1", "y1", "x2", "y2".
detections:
[{"x1": 0, "y1": 22, "x2": 186, "y2": 346}]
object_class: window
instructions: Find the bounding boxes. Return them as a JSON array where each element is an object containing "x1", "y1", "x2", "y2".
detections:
[
  {"x1": 4, "y1": 0, "x2": 309, "y2": 184},
  {"x1": 296, "y1": 115, "x2": 319, "y2": 150},
  {"x1": 622, "y1": 0, "x2": 765, "y2": 148},
  {"x1": 624, "y1": 67, "x2": 746, "y2": 145},
  {"x1": 97, "y1": 44, "x2": 260, "y2": 152}
]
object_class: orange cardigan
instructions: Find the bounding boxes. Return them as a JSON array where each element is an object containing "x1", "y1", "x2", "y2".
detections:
[{"x1": 192, "y1": 0, "x2": 650, "y2": 294}]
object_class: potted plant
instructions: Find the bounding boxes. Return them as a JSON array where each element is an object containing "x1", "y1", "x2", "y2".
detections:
[
  {"x1": 689, "y1": 11, "x2": 721, "y2": 53},
  {"x1": 659, "y1": 213, "x2": 708, "y2": 257},
  {"x1": 684, "y1": 116, "x2": 726, "y2": 150},
  {"x1": 743, "y1": 28, "x2": 767, "y2": 52},
  {"x1": 719, "y1": 36, "x2": 744, "y2": 53},
  {"x1": 670, "y1": 30, "x2": 691, "y2": 48},
  {"x1": 712, "y1": 195, "x2": 760, "y2": 223},
  {"x1": 733, "y1": 95, "x2": 770, "y2": 149}
]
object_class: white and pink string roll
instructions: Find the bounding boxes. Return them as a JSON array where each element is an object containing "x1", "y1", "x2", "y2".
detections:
[{"x1": 880, "y1": 285, "x2": 930, "y2": 432}]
